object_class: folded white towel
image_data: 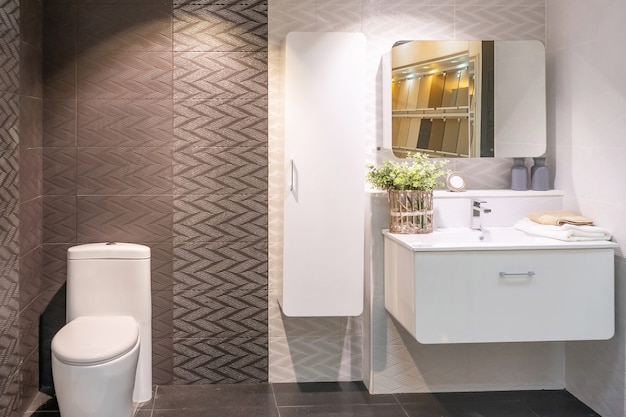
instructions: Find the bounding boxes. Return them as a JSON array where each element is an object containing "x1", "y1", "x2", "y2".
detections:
[{"x1": 514, "y1": 218, "x2": 612, "y2": 242}]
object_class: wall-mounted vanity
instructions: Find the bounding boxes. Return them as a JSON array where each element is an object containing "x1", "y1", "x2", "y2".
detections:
[{"x1": 383, "y1": 190, "x2": 618, "y2": 344}]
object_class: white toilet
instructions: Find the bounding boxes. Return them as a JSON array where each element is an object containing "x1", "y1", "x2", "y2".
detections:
[{"x1": 51, "y1": 242, "x2": 152, "y2": 417}]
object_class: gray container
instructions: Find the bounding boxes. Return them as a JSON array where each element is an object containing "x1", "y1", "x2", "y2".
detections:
[
  {"x1": 531, "y1": 157, "x2": 549, "y2": 191},
  {"x1": 511, "y1": 157, "x2": 528, "y2": 191}
]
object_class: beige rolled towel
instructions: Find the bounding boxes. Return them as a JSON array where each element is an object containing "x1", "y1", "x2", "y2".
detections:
[{"x1": 528, "y1": 210, "x2": 594, "y2": 226}]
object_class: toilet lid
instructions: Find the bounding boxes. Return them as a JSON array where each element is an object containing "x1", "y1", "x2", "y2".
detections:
[{"x1": 52, "y1": 316, "x2": 139, "y2": 366}]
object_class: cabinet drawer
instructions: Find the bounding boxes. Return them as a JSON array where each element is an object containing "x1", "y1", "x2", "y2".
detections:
[{"x1": 385, "y1": 242, "x2": 615, "y2": 343}]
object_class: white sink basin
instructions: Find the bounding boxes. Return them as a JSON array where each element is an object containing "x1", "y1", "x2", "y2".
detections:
[{"x1": 383, "y1": 227, "x2": 617, "y2": 251}]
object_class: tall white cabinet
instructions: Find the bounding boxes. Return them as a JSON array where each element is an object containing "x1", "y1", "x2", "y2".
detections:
[{"x1": 281, "y1": 32, "x2": 366, "y2": 317}]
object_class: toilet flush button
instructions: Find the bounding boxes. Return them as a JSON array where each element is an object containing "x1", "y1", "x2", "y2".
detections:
[{"x1": 51, "y1": 316, "x2": 139, "y2": 366}]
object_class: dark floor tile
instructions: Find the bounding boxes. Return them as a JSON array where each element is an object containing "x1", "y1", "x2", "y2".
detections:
[
  {"x1": 524, "y1": 398, "x2": 600, "y2": 417},
  {"x1": 273, "y1": 382, "x2": 396, "y2": 407},
  {"x1": 401, "y1": 401, "x2": 455, "y2": 417},
  {"x1": 277, "y1": 403, "x2": 406, "y2": 417},
  {"x1": 136, "y1": 386, "x2": 158, "y2": 411},
  {"x1": 397, "y1": 390, "x2": 527, "y2": 405},
  {"x1": 136, "y1": 403, "x2": 153, "y2": 411},
  {"x1": 32, "y1": 397, "x2": 59, "y2": 412},
  {"x1": 468, "y1": 391, "x2": 530, "y2": 403},
  {"x1": 445, "y1": 399, "x2": 537, "y2": 417},
  {"x1": 394, "y1": 392, "x2": 462, "y2": 416},
  {"x1": 25, "y1": 384, "x2": 600, "y2": 417},
  {"x1": 273, "y1": 382, "x2": 369, "y2": 395},
  {"x1": 517, "y1": 390, "x2": 578, "y2": 402},
  {"x1": 395, "y1": 391, "x2": 478, "y2": 405},
  {"x1": 153, "y1": 404, "x2": 279, "y2": 417},
  {"x1": 511, "y1": 390, "x2": 600, "y2": 416},
  {"x1": 153, "y1": 383, "x2": 275, "y2": 410},
  {"x1": 398, "y1": 392, "x2": 542, "y2": 417}
]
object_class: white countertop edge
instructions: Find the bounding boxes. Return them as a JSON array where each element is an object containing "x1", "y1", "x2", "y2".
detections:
[
  {"x1": 366, "y1": 189, "x2": 565, "y2": 198},
  {"x1": 382, "y1": 228, "x2": 619, "y2": 252},
  {"x1": 433, "y1": 189, "x2": 565, "y2": 198}
]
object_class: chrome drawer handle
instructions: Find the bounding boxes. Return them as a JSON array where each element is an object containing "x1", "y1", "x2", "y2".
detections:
[{"x1": 499, "y1": 271, "x2": 535, "y2": 277}]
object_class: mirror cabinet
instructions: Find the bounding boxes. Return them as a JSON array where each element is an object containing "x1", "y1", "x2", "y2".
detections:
[{"x1": 390, "y1": 40, "x2": 546, "y2": 159}]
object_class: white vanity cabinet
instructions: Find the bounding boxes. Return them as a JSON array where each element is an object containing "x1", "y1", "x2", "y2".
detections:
[
  {"x1": 280, "y1": 32, "x2": 366, "y2": 317},
  {"x1": 384, "y1": 232, "x2": 617, "y2": 344}
]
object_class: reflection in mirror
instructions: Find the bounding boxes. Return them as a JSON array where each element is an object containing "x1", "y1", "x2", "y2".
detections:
[{"x1": 390, "y1": 40, "x2": 546, "y2": 159}]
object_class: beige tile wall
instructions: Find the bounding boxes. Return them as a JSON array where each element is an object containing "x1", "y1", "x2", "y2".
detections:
[
  {"x1": 267, "y1": 0, "x2": 555, "y2": 388},
  {"x1": 547, "y1": 1, "x2": 626, "y2": 416}
]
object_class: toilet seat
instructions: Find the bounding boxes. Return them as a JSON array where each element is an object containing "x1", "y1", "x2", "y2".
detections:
[{"x1": 52, "y1": 316, "x2": 139, "y2": 366}]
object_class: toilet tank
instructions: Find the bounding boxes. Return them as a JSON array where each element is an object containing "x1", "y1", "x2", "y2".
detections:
[{"x1": 66, "y1": 242, "x2": 151, "y2": 326}]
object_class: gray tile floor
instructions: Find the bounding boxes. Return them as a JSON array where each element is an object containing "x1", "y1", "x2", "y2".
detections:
[{"x1": 28, "y1": 382, "x2": 602, "y2": 417}]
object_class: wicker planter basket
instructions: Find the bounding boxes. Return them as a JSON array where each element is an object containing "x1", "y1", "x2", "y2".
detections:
[{"x1": 388, "y1": 189, "x2": 434, "y2": 234}]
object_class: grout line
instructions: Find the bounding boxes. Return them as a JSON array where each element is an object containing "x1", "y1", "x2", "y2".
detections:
[
  {"x1": 23, "y1": 392, "x2": 54, "y2": 415},
  {"x1": 134, "y1": 385, "x2": 158, "y2": 416},
  {"x1": 150, "y1": 385, "x2": 159, "y2": 417},
  {"x1": 269, "y1": 383, "x2": 282, "y2": 417},
  {"x1": 397, "y1": 402, "x2": 413, "y2": 417}
]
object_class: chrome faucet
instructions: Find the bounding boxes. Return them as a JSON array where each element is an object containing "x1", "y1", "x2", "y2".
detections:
[{"x1": 471, "y1": 199, "x2": 491, "y2": 231}]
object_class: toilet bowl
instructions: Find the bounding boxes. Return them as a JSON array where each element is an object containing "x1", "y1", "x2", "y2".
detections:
[
  {"x1": 52, "y1": 316, "x2": 140, "y2": 417},
  {"x1": 51, "y1": 243, "x2": 152, "y2": 417}
]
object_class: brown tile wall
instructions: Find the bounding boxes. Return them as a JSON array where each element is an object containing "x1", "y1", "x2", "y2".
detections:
[
  {"x1": 42, "y1": 0, "x2": 268, "y2": 386},
  {"x1": 0, "y1": 0, "x2": 21, "y2": 410},
  {"x1": 0, "y1": 0, "x2": 44, "y2": 415}
]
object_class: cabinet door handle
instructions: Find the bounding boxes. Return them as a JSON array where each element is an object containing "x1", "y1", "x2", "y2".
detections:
[
  {"x1": 499, "y1": 271, "x2": 536, "y2": 277},
  {"x1": 290, "y1": 159, "x2": 295, "y2": 192}
]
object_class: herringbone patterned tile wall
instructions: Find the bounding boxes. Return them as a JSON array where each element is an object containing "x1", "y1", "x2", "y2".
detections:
[
  {"x1": 0, "y1": 0, "x2": 45, "y2": 414},
  {"x1": 41, "y1": 0, "x2": 268, "y2": 386},
  {"x1": 172, "y1": 0, "x2": 268, "y2": 384},
  {"x1": 18, "y1": 0, "x2": 45, "y2": 409}
]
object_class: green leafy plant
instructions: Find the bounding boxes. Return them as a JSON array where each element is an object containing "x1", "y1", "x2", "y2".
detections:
[{"x1": 366, "y1": 153, "x2": 449, "y2": 191}]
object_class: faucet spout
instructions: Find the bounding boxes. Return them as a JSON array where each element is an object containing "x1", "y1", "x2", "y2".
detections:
[{"x1": 471, "y1": 200, "x2": 491, "y2": 231}]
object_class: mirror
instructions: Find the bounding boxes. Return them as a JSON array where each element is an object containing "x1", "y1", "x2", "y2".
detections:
[{"x1": 389, "y1": 40, "x2": 546, "y2": 158}]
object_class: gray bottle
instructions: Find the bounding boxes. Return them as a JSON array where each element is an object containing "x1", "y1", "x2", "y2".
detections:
[
  {"x1": 511, "y1": 157, "x2": 528, "y2": 191},
  {"x1": 531, "y1": 157, "x2": 549, "y2": 191}
]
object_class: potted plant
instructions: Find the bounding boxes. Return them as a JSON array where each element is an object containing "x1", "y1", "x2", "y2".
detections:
[{"x1": 366, "y1": 153, "x2": 449, "y2": 234}]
